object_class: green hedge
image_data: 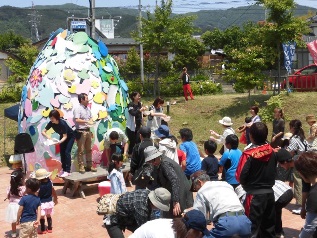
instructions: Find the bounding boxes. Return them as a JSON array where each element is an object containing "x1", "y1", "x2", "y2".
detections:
[
  {"x1": 126, "y1": 80, "x2": 222, "y2": 97},
  {"x1": 0, "y1": 85, "x2": 22, "y2": 103}
]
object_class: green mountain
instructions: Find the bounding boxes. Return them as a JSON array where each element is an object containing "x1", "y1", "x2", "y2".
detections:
[{"x1": 0, "y1": 4, "x2": 315, "y2": 40}]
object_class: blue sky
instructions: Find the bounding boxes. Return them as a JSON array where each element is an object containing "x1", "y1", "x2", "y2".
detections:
[{"x1": 1, "y1": 0, "x2": 316, "y2": 13}]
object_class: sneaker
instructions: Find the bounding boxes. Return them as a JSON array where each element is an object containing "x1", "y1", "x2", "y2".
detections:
[
  {"x1": 292, "y1": 207, "x2": 302, "y2": 214},
  {"x1": 38, "y1": 230, "x2": 47, "y2": 235},
  {"x1": 11, "y1": 233, "x2": 17, "y2": 238},
  {"x1": 47, "y1": 229, "x2": 52, "y2": 233},
  {"x1": 276, "y1": 233, "x2": 285, "y2": 238},
  {"x1": 79, "y1": 165, "x2": 85, "y2": 174},
  {"x1": 59, "y1": 171, "x2": 70, "y2": 178},
  {"x1": 58, "y1": 170, "x2": 64, "y2": 177}
]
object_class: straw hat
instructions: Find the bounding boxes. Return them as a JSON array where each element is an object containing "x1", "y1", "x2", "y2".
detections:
[
  {"x1": 33, "y1": 168, "x2": 51, "y2": 180},
  {"x1": 306, "y1": 115, "x2": 317, "y2": 123},
  {"x1": 218, "y1": 116, "x2": 233, "y2": 126},
  {"x1": 148, "y1": 188, "x2": 171, "y2": 211}
]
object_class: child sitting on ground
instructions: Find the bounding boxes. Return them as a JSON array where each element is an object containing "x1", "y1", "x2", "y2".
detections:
[
  {"x1": 201, "y1": 140, "x2": 219, "y2": 181},
  {"x1": 5, "y1": 168, "x2": 26, "y2": 238},
  {"x1": 17, "y1": 178, "x2": 41, "y2": 238},
  {"x1": 33, "y1": 168, "x2": 58, "y2": 234},
  {"x1": 108, "y1": 153, "x2": 127, "y2": 194}
]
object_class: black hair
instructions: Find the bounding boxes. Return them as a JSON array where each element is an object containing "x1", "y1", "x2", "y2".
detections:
[
  {"x1": 153, "y1": 97, "x2": 165, "y2": 108},
  {"x1": 78, "y1": 93, "x2": 88, "y2": 103},
  {"x1": 179, "y1": 128, "x2": 193, "y2": 141},
  {"x1": 139, "y1": 128, "x2": 151, "y2": 138},
  {"x1": 204, "y1": 140, "x2": 217, "y2": 155},
  {"x1": 245, "y1": 117, "x2": 252, "y2": 123},
  {"x1": 129, "y1": 91, "x2": 139, "y2": 101},
  {"x1": 250, "y1": 105, "x2": 259, "y2": 114},
  {"x1": 225, "y1": 134, "x2": 239, "y2": 149},
  {"x1": 109, "y1": 131, "x2": 119, "y2": 140},
  {"x1": 289, "y1": 119, "x2": 305, "y2": 142},
  {"x1": 9, "y1": 168, "x2": 24, "y2": 197},
  {"x1": 249, "y1": 122, "x2": 268, "y2": 145},
  {"x1": 108, "y1": 153, "x2": 124, "y2": 174},
  {"x1": 274, "y1": 108, "x2": 284, "y2": 119},
  {"x1": 281, "y1": 139, "x2": 290, "y2": 148},
  {"x1": 25, "y1": 178, "x2": 41, "y2": 193},
  {"x1": 49, "y1": 109, "x2": 61, "y2": 120}
]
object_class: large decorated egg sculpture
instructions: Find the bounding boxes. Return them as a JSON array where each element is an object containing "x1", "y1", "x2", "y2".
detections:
[{"x1": 18, "y1": 29, "x2": 130, "y2": 182}]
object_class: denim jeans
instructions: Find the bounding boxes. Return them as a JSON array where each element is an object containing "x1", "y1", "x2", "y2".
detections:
[
  {"x1": 60, "y1": 135, "x2": 75, "y2": 173},
  {"x1": 299, "y1": 212, "x2": 317, "y2": 238},
  {"x1": 207, "y1": 214, "x2": 252, "y2": 238}
]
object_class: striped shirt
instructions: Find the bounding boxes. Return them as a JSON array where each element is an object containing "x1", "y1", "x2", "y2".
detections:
[
  {"x1": 273, "y1": 180, "x2": 292, "y2": 201},
  {"x1": 287, "y1": 135, "x2": 309, "y2": 154}
]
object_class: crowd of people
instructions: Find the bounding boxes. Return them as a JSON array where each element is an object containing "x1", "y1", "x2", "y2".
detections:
[{"x1": 4, "y1": 91, "x2": 317, "y2": 238}]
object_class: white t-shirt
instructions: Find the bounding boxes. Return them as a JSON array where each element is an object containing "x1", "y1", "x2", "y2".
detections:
[
  {"x1": 194, "y1": 181, "x2": 244, "y2": 221},
  {"x1": 129, "y1": 219, "x2": 175, "y2": 238}
]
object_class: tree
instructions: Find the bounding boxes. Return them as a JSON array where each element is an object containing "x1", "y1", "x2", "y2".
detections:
[
  {"x1": 0, "y1": 32, "x2": 38, "y2": 84},
  {"x1": 133, "y1": 0, "x2": 199, "y2": 96},
  {"x1": 256, "y1": 0, "x2": 310, "y2": 93},
  {"x1": 5, "y1": 43, "x2": 38, "y2": 84}
]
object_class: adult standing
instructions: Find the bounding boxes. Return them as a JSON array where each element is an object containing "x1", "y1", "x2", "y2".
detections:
[
  {"x1": 287, "y1": 119, "x2": 310, "y2": 215},
  {"x1": 105, "y1": 188, "x2": 171, "y2": 238},
  {"x1": 42, "y1": 110, "x2": 75, "y2": 177},
  {"x1": 126, "y1": 92, "x2": 147, "y2": 156},
  {"x1": 144, "y1": 146, "x2": 194, "y2": 218},
  {"x1": 73, "y1": 93, "x2": 96, "y2": 173},
  {"x1": 102, "y1": 128, "x2": 129, "y2": 167},
  {"x1": 271, "y1": 108, "x2": 285, "y2": 148},
  {"x1": 190, "y1": 170, "x2": 251, "y2": 237},
  {"x1": 146, "y1": 97, "x2": 167, "y2": 140},
  {"x1": 210, "y1": 116, "x2": 235, "y2": 154},
  {"x1": 179, "y1": 67, "x2": 194, "y2": 101},
  {"x1": 250, "y1": 105, "x2": 261, "y2": 124}
]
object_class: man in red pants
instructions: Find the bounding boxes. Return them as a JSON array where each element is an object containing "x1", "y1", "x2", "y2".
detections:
[{"x1": 179, "y1": 67, "x2": 194, "y2": 101}]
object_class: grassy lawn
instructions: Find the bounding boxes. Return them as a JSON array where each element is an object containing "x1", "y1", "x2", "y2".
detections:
[{"x1": 1, "y1": 91, "x2": 316, "y2": 167}]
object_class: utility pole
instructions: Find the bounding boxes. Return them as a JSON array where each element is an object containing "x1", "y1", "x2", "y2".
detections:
[
  {"x1": 139, "y1": 0, "x2": 145, "y2": 84},
  {"x1": 89, "y1": 0, "x2": 96, "y2": 39},
  {"x1": 28, "y1": 1, "x2": 41, "y2": 43}
]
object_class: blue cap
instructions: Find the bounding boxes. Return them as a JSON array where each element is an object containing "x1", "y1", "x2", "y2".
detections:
[
  {"x1": 183, "y1": 210, "x2": 210, "y2": 236},
  {"x1": 154, "y1": 125, "x2": 171, "y2": 138}
]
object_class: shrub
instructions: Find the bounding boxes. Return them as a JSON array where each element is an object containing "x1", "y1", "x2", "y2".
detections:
[
  {"x1": 0, "y1": 85, "x2": 22, "y2": 103},
  {"x1": 258, "y1": 92, "x2": 285, "y2": 123}
]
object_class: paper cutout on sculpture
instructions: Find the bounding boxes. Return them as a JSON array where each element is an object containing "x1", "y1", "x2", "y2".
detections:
[{"x1": 18, "y1": 29, "x2": 129, "y2": 182}]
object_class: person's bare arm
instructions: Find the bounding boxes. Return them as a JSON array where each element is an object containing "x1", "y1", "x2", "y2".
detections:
[
  {"x1": 52, "y1": 186, "x2": 58, "y2": 205},
  {"x1": 33, "y1": 205, "x2": 41, "y2": 228},
  {"x1": 16, "y1": 206, "x2": 23, "y2": 225}
]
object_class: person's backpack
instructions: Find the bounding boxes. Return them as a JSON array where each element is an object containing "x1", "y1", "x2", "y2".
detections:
[{"x1": 97, "y1": 194, "x2": 121, "y2": 215}]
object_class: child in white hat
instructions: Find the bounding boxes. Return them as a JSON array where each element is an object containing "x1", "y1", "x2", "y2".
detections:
[{"x1": 33, "y1": 168, "x2": 58, "y2": 234}]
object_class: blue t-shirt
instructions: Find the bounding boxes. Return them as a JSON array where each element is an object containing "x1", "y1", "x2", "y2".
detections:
[
  {"x1": 201, "y1": 155, "x2": 219, "y2": 181},
  {"x1": 18, "y1": 194, "x2": 41, "y2": 223},
  {"x1": 38, "y1": 179, "x2": 53, "y2": 203},
  {"x1": 180, "y1": 141, "x2": 201, "y2": 176},
  {"x1": 219, "y1": 149, "x2": 242, "y2": 185}
]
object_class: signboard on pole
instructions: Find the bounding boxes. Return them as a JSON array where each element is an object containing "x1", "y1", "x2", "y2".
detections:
[
  {"x1": 282, "y1": 42, "x2": 296, "y2": 74},
  {"x1": 71, "y1": 21, "x2": 87, "y2": 29}
]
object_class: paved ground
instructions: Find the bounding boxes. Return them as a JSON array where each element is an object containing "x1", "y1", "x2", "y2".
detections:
[{"x1": 0, "y1": 166, "x2": 305, "y2": 238}]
